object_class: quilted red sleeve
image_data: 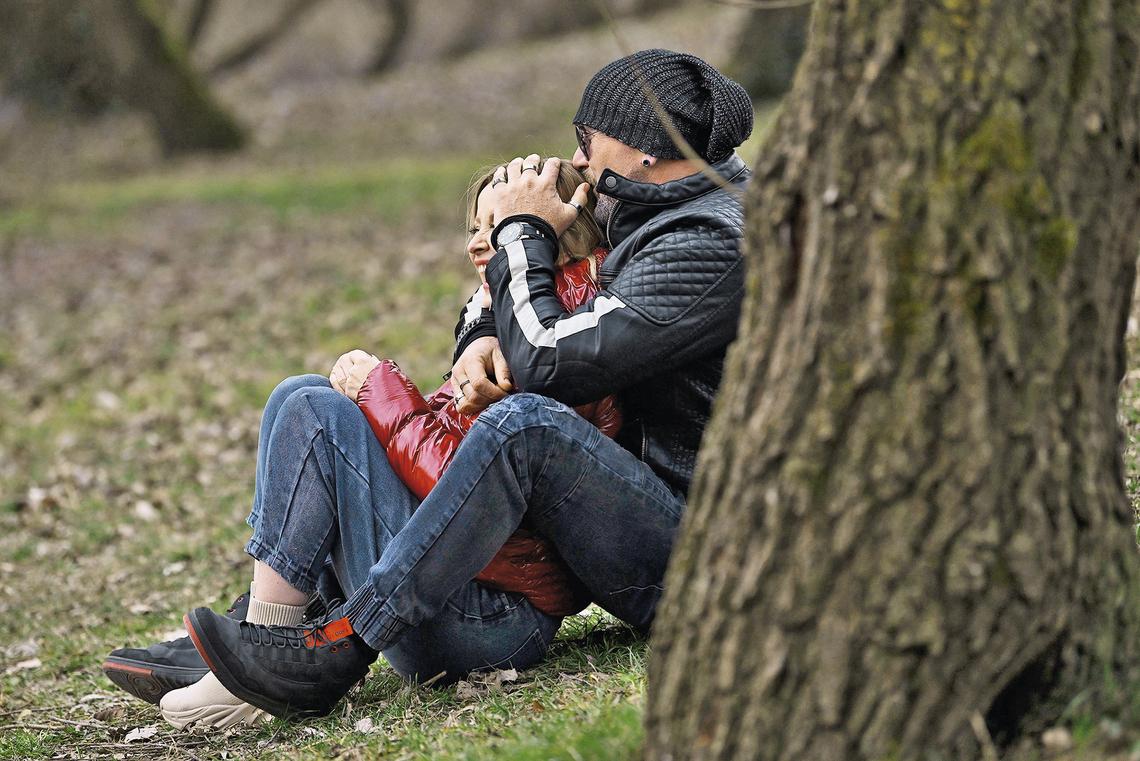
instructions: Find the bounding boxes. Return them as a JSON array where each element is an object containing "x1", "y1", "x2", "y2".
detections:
[{"x1": 356, "y1": 360, "x2": 467, "y2": 501}]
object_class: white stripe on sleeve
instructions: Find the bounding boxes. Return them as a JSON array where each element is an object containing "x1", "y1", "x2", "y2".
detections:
[
  {"x1": 461, "y1": 285, "x2": 484, "y2": 326},
  {"x1": 505, "y1": 240, "x2": 627, "y2": 349}
]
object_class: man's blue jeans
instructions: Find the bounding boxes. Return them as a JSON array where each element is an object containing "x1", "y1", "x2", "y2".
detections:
[{"x1": 246, "y1": 375, "x2": 684, "y2": 678}]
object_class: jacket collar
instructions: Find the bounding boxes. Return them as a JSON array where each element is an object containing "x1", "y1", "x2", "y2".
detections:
[{"x1": 598, "y1": 153, "x2": 749, "y2": 249}]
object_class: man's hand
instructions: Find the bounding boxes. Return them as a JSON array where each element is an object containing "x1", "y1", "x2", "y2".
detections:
[
  {"x1": 491, "y1": 155, "x2": 590, "y2": 236},
  {"x1": 330, "y1": 349, "x2": 380, "y2": 402},
  {"x1": 450, "y1": 336, "x2": 512, "y2": 415}
]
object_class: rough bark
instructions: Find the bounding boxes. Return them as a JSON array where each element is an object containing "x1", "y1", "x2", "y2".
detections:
[{"x1": 645, "y1": 0, "x2": 1140, "y2": 759}]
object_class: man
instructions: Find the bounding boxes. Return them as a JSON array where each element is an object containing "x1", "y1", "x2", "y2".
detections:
[{"x1": 106, "y1": 48, "x2": 753, "y2": 721}]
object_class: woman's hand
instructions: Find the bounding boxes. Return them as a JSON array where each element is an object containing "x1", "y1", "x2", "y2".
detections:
[{"x1": 330, "y1": 349, "x2": 380, "y2": 402}]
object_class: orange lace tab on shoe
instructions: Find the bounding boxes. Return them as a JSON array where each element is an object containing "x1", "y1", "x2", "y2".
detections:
[{"x1": 306, "y1": 617, "x2": 353, "y2": 647}]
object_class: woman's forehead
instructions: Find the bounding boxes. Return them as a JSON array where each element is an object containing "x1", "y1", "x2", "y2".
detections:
[{"x1": 475, "y1": 184, "x2": 496, "y2": 213}]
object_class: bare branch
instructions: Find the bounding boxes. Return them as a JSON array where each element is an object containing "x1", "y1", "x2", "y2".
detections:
[
  {"x1": 184, "y1": 0, "x2": 215, "y2": 49},
  {"x1": 207, "y1": 0, "x2": 323, "y2": 78}
]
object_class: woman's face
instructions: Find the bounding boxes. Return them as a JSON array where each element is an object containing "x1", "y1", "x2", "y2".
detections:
[{"x1": 466, "y1": 184, "x2": 496, "y2": 306}]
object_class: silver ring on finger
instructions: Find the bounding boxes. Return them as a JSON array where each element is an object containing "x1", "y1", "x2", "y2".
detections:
[
  {"x1": 491, "y1": 178, "x2": 506, "y2": 188},
  {"x1": 568, "y1": 200, "x2": 583, "y2": 213},
  {"x1": 459, "y1": 379, "x2": 472, "y2": 390},
  {"x1": 522, "y1": 164, "x2": 538, "y2": 173}
]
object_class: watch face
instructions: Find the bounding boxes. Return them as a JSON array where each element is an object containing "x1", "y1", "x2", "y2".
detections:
[{"x1": 498, "y1": 222, "x2": 524, "y2": 246}]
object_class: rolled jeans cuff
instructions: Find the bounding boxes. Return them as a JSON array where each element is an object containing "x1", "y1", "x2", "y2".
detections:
[{"x1": 343, "y1": 584, "x2": 410, "y2": 651}]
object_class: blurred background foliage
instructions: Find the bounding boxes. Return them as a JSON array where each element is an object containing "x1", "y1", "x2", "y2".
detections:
[{"x1": 0, "y1": 1, "x2": 805, "y2": 757}]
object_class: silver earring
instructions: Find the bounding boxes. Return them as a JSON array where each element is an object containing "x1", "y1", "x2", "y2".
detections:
[{"x1": 642, "y1": 158, "x2": 651, "y2": 167}]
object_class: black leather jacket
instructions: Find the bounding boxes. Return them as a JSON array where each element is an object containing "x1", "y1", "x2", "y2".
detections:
[{"x1": 457, "y1": 153, "x2": 750, "y2": 496}]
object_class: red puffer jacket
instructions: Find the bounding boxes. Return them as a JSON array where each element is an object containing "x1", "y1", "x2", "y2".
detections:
[{"x1": 356, "y1": 250, "x2": 621, "y2": 617}]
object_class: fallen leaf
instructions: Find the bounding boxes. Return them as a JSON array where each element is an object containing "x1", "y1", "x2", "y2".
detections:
[
  {"x1": 123, "y1": 726, "x2": 159, "y2": 742},
  {"x1": 4, "y1": 657, "x2": 41, "y2": 675},
  {"x1": 5, "y1": 639, "x2": 38, "y2": 659},
  {"x1": 455, "y1": 680, "x2": 480, "y2": 700},
  {"x1": 133, "y1": 500, "x2": 158, "y2": 522},
  {"x1": 1042, "y1": 727, "x2": 1072, "y2": 752},
  {"x1": 162, "y1": 561, "x2": 186, "y2": 577},
  {"x1": 95, "y1": 705, "x2": 127, "y2": 722},
  {"x1": 354, "y1": 717, "x2": 375, "y2": 733}
]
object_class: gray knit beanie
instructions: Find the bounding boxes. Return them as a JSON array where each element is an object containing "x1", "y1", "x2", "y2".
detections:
[{"x1": 573, "y1": 49, "x2": 753, "y2": 163}]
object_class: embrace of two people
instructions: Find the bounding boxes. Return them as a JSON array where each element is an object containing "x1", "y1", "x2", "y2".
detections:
[{"x1": 101, "y1": 48, "x2": 755, "y2": 729}]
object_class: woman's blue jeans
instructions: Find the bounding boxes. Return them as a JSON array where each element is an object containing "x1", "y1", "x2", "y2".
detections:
[
  {"x1": 246, "y1": 374, "x2": 685, "y2": 679},
  {"x1": 245, "y1": 374, "x2": 560, "y2": 685}
]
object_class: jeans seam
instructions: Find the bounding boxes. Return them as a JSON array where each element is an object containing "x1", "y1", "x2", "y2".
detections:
[
  {"x1": 378, "y1": 427, "x2": 528, "y2": 612},
  {"x1": 445, "y1": 587, "x2": 521, "y2": 621},
  {"x1": 301, "y1": 392, "x2": 374, "y2": 493},
  {"x1": 543, "y1": 425, "x2": 683, "y2": 522},
  {"x1": 487, "y1": 628, "x2": 545, "y2": 670}
]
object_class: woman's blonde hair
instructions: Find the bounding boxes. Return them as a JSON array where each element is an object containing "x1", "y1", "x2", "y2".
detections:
[{"x1": 466, "y1": 160, "x2": 603, "y2": 265}]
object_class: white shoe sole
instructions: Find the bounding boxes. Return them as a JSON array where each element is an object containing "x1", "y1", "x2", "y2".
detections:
[{"x1": 161, "y1": 700, "x2": 269, "y2": 729}]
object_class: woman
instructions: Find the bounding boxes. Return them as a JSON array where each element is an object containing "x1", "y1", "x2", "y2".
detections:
[{"x1": 129, "y1": 161, "x2": 612, "y2": 729}]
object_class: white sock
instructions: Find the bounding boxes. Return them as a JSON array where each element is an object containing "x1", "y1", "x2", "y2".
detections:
[{"x1": 160, "y1": 585, "x2": 306, "y2": 729}]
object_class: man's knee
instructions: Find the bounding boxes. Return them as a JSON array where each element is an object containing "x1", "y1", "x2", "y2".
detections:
[{"x1": 478, "y1": 393, "x2": 563, "y2": 431}]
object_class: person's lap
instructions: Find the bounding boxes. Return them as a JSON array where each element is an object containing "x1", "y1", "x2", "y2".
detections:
[
  {"x1": 247, "y1": 374, "x2": 559, "y2": 685},
  {"x1": 247, "y1": 375, "x2": 684, "y2": 680},
  {"x1": 340, "y1": 391, "x2": 685, "y2": 649}
]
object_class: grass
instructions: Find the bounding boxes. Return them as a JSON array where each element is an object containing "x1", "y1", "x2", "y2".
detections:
[
  {"x1": 0, "y1": 5, "x2": 1136, "y2": 756},
  {"x1": 0, "y1": 157, "x2": 480, "y2": 238},
  {"x1": 0, "y1": 118, "x2": 651, "y2": 761}
]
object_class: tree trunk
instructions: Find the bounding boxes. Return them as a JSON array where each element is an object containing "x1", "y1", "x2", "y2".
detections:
[
  {"x1": 645, "y1": 0, "x2": 1140, "y2": 759},
  {"x1": 725, "y1": 1, "x2": 811, "y2": 101}
]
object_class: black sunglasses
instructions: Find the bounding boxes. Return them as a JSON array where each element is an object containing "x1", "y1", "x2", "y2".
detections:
[{"x1": 574, "y1": 124, "x2": 597, "y2": 160}]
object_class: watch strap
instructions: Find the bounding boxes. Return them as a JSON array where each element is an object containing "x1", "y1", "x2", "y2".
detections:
[{"x1": 491, "y1": 214, "x2": 557, "y2": 250}]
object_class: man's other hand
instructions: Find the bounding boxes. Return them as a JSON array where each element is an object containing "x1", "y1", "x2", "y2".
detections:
[
  {"x1": 491, "y1": 155, "x2": 590, "y2": 236},
  {"x1": 330, "y1": 349, "x2": 380, "y2": 402},
  {"x1": 450, "y1": 336, "x2": 512, "y2": 414}
]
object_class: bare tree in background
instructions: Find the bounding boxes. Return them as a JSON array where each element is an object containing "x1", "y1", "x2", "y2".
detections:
[
  {"x1": 206, "y1": 0, "x2": 322, "y2": 77},
  {"x1": 725, "y1": 0, "x2": 810, "y2": 101},
  {"x1": 184, "y1": 0, "x2": 215, "y2": 49},
  {"x1": 0, "y1": 0, "x2": 244, "y2": 155},
  {"x1": 646, "y1": 0, "x2": 1140, "y2": 758},
  {"x1": 364, "y1": 0, "x2": 411, "y2": 75}
]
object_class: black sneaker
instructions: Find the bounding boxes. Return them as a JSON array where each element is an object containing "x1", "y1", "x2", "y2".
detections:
[
  {"x1": 184, "y1": 606, "x2": 377, "y2": 718},
  {"x1": 102, "y1": 593, "x2": 330, "y2": 704},
  {"x1": 102, "y1": 592, "x2": 250, "y2": 704}
]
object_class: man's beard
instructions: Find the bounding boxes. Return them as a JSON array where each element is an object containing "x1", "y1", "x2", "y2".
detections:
[
  {"x1": 587, "y1": 163, "x2": 649, "y2": 229},
  {"x1": 593, "y1": 193, "x2": 619, "y2": 228}
]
